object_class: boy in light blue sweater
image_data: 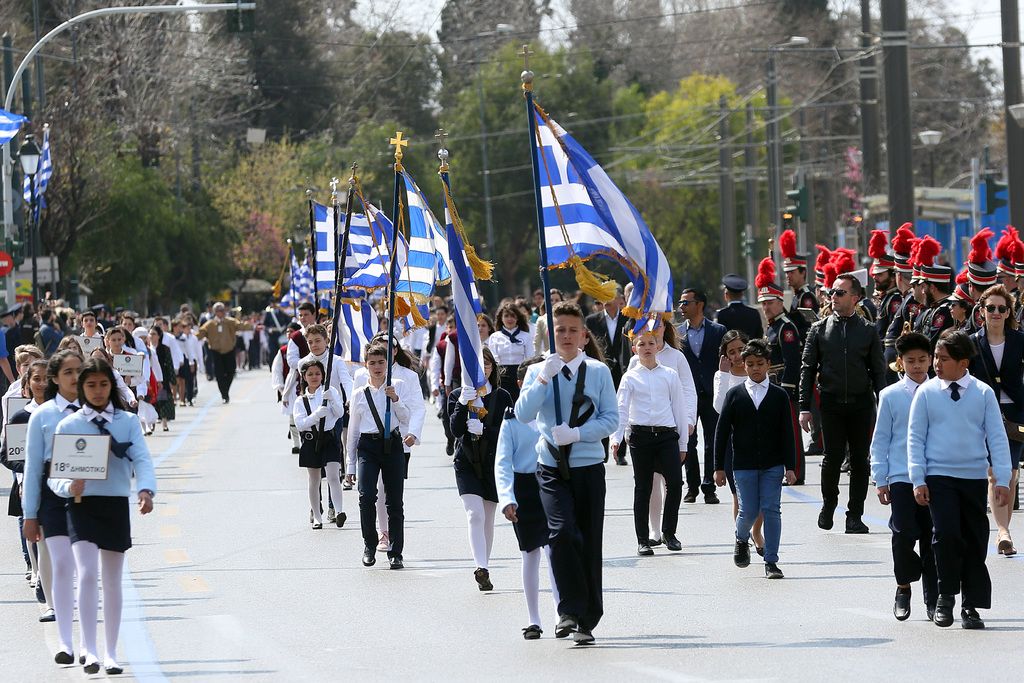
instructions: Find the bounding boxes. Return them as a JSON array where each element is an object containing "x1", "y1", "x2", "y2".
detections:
[
  {"x1": 870, "y1": 332, "x2": 936, "y2": 622},
  {"x1": 908, "y1": 330, "x2": 1013, "y2": 630}
]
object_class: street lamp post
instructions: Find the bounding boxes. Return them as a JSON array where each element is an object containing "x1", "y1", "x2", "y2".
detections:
[
  {"x1": 918, "y1": 130, "x2": 942, "y2": 187},
  {"x1": 17, "y1": 135, "x2": 40, "y2": 303}
]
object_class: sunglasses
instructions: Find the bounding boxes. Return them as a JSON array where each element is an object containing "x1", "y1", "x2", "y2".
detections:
[
  {"x1": 678, "y1": 300, "x2": 694, "y2": 307},
  {"x1": 985, "y1": 305, "x2": 1009, "y2": 314},
  {"x1": 829, "y1": 289, "x2": 849, "y2": 298}
]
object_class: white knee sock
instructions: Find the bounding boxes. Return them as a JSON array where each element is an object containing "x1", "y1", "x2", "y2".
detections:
[
  {"x1": 37, "y1": 537, "x2": 53, "y2": 609},
  {"x1": 461, "y1": 494, "x2": 493, "y2": 569},
  {"x1": 376, "y1": 476, "x2": 388, "y2": 534},
  {"x1": 72, "y1": 541, "x2": 101, "y2": 664},
  {"x1": 45, "y1": 534, "x2": 75, "y2": 653},
  {"x1": 544, "y1": 545, "x2": 560, "y2": 622},
  {"x1": 522, "y1": 549, "x2": 542, "y2": 626},
  {"x1": 100, "y1": 550, "x2": 125, "y2": 665},
  {"x1": 324, "y1": 462, "x2": 344, "y2": 515},
  {"x1": 306, "y1": 468, "x2": 322, "y2": 523},
  {"x1": 649, "y1": 473, "x2": 665, "y2": 540},
  {"x1": 483, "y1": 501, "x2": 496, "y2": 559}
]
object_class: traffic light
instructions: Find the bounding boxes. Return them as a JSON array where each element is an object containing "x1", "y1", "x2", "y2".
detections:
[
  {"x1": 6, "y1": 238, "x2": 24, "y2": 267},
  {"x1": 984, "y1": 175, "x2": 1008, "y2": 215},
  {"x1": 781, "y1": 210, "x2": 794, "y2": 231},
  {"x1": 785, "y1": 185, "x2": 808, "y2": 221}
]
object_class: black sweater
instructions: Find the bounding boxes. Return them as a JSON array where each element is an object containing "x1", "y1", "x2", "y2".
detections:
[{"x1": 714, "y1": 382, "x2": 796, "y2": 471}]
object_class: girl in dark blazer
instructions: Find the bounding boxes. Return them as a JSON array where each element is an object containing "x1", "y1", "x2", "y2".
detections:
[
  {"x1": 448, "y1": 346, "x2": 513, "y2": 592},
  {"x1": 969, "y1": 285, "x2": 1023, "y2": 556}
]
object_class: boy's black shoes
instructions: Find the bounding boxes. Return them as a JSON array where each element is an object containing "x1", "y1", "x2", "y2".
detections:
[
  {"x1": 637, "y1": 543, "x2": 654, "y2": 557},
  {"x1": 933, "y1": 595, "x2": 955, "y2": 627},
  {"x1": 894, "y1": 587, "x2": 912, "y2": 621},
  {"x1": 361, "y1": 548, "x2": 376, "y2": 567},
  {"x1": 682, "y1": 491, "x2": 698, "y2": 504},
  {"x1": 817, "y1": 504, "x2": 836, "y2": 530},
  {"x1": 926, "y1": 604, "x2": 936, "y2": 622},
  {"x1": 573, "y1": 629, "x2": 595, "y2": 645},
  {"x1": 663, "y1": 534, "x2": 682, "y2": 551},
  {"x1": 845, "y1": 517, "x2": 870, "y2": 534},
  {"x1": 764, "y1": 562, "x2": 784, "y2": 579},
  {"x1": 704, "y1": 492, "x2": 720, "y2": 504},
  {"x1": 734, "y1": 540, "x2": 750, "y2": 568},
  {"x1": 388, "y1": 556, "x2": 404, "y2": 570},
  {"x1": 474, "y1": 567, "x2": 493, "y2": 590},
  {"x1": 555, "y1": 614, "x2": 579, "y2": 639},
  {"x1": 961, "y1": 607, "x2": 985, "y2": 630}
]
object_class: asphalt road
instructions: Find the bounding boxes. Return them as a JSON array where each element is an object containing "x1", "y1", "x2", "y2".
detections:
[{"x1": 2, "y1": 369, "x2": 1022, "y2": 682}]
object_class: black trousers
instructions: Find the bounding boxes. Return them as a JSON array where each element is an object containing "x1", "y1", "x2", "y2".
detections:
[
  {"x1": 889, "y1": 482, "x2": 937, "y2": 607},
  {"x1": 203, "y1": 345, "x2": 214, "y2": 380},
  {"x1": 927, "y1": 475, "x2": 992, "y2": 609},
  {"x1": 357, "y1": 434, "x2": 405, "y2": 559},
  {"x1": 629, "y1": 430, "x2": 683, "y2": 542},
  {"x1": 685, "y1": 392, "x2": 718, "y2": 495},
  {"x1": 179, "y1": 362, "x2": 196, "y2": 402},
  {"x1": 537, "y1": 462, "x2": 605, "y2": 632},
  {"x1": 211, "y1": 350, "x2": 236, "y2": 400},
  {"x1": 819, "y1": 396, "x2": 874, "y2": 518}
]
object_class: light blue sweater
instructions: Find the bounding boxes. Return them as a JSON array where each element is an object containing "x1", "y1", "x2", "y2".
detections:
[
  {"x1": 870, "y1": 378, "x2": 919, "y2": 486},
  {"x1": 48, "y1": 410, "x2": 157, "y2": 500},
  {"x1": 494, "y1": 415, "x2": 540, "y2": 512},
  {"x1": 514, "y1": 356, "x2": 618, "y2": 469},
  {"x1": 908, "y1": 373, "x2": 1012, "y2": 488},
  {"x1": 22, "y1": 399, "x2": 76, "y2": 520}
]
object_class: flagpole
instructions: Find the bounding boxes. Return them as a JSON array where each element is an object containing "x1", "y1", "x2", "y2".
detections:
[
  {"x1": 325, "y1": 164, "x2": 357, "y2": 411},
  {"x1": 520, "y1": 46, "x2": 564, "y2": 430},
  {"x1": 286, "y1": 239, "x2": 297, "y2": 317},
  {"x1": 383, "y1": 132, "x2": 409, "y2": 443},
  {"x1": 307, "y1": 193, "x2": 318, "y2": 319}
]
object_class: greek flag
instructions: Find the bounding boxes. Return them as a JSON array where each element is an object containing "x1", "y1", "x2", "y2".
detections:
[
  {"x1": 334, "y1": 296, "x2": 379, "y2": 363},
  {"x1": 402, "y1": 170, "x2": 451, "y2": 295},
  {"x1": 447, "y1": 213, "x2": 486, "y2": 395},
  {"x1": 280, "y1": 255, "x2": 315, "y2": 308},
  {"x1": 312, "y1": 201, "x2": 335, "y2": 290},
  {"x1": 0, "y1": 108, "x2": 27, "y2": 145},
  {"x1": 534, "y1": 104, "x2": 673, "y2": 328},
  {"x1": 23, "y1": 125, "x2": 52, "y2": 211},
  {"x1": 344, "y1": 200, "x2": 396, "y2": 292}
]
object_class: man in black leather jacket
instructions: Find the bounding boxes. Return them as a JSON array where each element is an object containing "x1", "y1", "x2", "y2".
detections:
[{"x1": 798, "y1": 273, "x2": 886, "y2": 535}]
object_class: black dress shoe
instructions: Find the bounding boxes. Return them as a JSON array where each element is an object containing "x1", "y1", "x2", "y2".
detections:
[
  {"x1": 445, "y1": 441, "x2": 454, "y2": 456},
  {"x1": 734, "y1": 540, "x2": 750, "y2": 568},
  {"x1": 474, "y1": 567, "x2": 493, "y2": 590},
  {"x1": 522, "y1": 624, "x2": 542, "y2": 640},
  {"x1": 335, "y1": 512, "x2": 347, "y2": 528},
  {"x1": 894, "y1": 587, "x2": 912, "y2": 621},
  {"x1": 573, "y1": 629, "x2": 595, "y2": 645},
  {"x1": 105, "y1": 665, "x2": 124, "y2": 675},
  {"x1": 80, "y1": 655, "x2": 86, "y2": 664},
  {"x1": 362, "y1": 548, "x2": 376, "y2": 567},
  {"x1": 926, "y1": 605, "x2": 936, "y2": 622},
  {"x1": 845, "y1": 518, "x2": 870, "y2": 534},
  {"x1": 637, "y1": 543, "x2": 654, "y2": 556},
  {"x1": 664, "y1": 534, "x2": 682, "y2": 551},
  {"x1": 291, "y1": 447, "x2": 300, "y2": 454},
  {"x1": 704, "y1": 492, "x2": 720, "y2": 504},
  {"x1": 817, "y1": 505, "x2": 836, "y2": 530},
  {"x1": 805, "y1": 446, "x2": 824, "y2": 456},
  {"x1": 54, "y1": 651, "x2": 74, "y2": 665},
  {"x1": 84, "y1": 661, "x2": 100, "y2": 675},
  {"x1": 764, "y1": 562, "x2": 784, "y2": 579},
  {"x1": 933, "y1": 595, "x2": 955, "y2": 627},
  {"x1": 388, "y1": 555, "x2": 404, "y2": 570},
  {"x1": 555, "y1": 614, "x2": 578, "y2": 638},
  {"x1": 682, "y1": 491, "x2": 698, "y2": 504},
  {"x1": 648, "y1": 537, "x2": 663, "y2": 547},
  {"x1": 961, "y1": 607, "x2": 985, "y2": 630},
  {"x1": 615, "y1": 455, "x2": 627, "y2": 466}
]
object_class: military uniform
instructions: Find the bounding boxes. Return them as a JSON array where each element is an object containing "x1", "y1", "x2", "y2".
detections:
[
  {"x1": 884, "y1": 292, "x2": 922, "y2": 382},
  {"x1": 766, "y1": 313, "x2": 805, "y2": 483},
  {"x1": 913, "y1": 299, "x2": 955, "y2": 347},
  {"x1": 875, "y1": 287, "x2": 902, "y2": 341}
]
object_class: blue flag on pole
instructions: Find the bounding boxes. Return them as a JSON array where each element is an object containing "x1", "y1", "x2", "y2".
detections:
[
  {"x1": 0, "y1": 109, "x2": 27, "y2": 145},
  {"x1": 446, "y1": 211, "x2": 487, "y2": 396}
]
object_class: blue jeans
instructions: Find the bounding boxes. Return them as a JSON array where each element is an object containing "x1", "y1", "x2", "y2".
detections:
[{"x1": 734, "y1": 465, "x2": 784, "y2": 563}]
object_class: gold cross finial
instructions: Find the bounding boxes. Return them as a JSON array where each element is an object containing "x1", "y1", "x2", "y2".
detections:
[
  {"x1": 389, "y1": 131, "x2": 408, "y2": 170},
  {"x1": 434, "y1": 128, "x2": 448, "y2": 148},
  {"x1": 519, "y1": 44, "x2": 534, "y2": 70},
  {"x1": 435, "y1": 128, "x2": 450, "y2": 171},
  {"x1": 348, "y1": 162, "x2": 358, "y2": 186}
]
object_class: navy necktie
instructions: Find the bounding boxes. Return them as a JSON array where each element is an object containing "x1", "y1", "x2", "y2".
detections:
[
  {"x1": 561, "y1": 366, "x2": 572, "y2": 381},
  {"x1": 950, "y1": 383, "x2": 961, "y2": 402},
  {"x1": 92, "y1": 416, "x2": 133, "y2": 461},
  {"x1": 501, "y1": 328, "x2": 521, "y2": 344}
]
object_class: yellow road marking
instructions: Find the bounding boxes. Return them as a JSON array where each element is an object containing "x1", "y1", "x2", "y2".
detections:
[{"x1": 164, "y1": 549, "x2": 190, "y2": 564}]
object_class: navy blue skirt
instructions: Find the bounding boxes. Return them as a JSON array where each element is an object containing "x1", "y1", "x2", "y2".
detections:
[
  {"x1": 38, "y1": 484, "x2": 69, "y2": 537},
  {"x1": 512, "y1": 472, "x2": 549, "y2": 552},
  {"x1": 453, "y1": 443, "x2": 498, "y2": 502},
  {"x1": 69, "y1": 496, "x2": 132, "y2": 553},
  {"x1": 298, "y1": 430, "x2": 342, "y2": 469}
]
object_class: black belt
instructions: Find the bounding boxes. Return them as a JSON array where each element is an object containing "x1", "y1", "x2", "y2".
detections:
[
  {"x1": 359, "y1": 430, "x2": 401, "y2": 441},
  {"x1": 631, "y1": 425, "x2": 678, "y2": 436}
]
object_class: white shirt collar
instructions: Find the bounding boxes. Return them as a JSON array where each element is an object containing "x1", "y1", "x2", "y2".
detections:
[
  {"x1": 745, "y1": 376, "x2": 770, "y2": 392},
  {"x1": 940, "y1": 370, "x2": 971, "y2": 391},
  {"x1": 560, "y1": 351, "x2": 586, "y2": 378},
  {"x1": 54, "y1": 394, "x2": 80, "y2": 413},
  {"x1": 902, "y1": 375, "x2": 923, "y2": 395},
  {"x1": 636, "y1": 361, "x2": 662, "y2": 372},
  {"x1": 80, "y1": 403, "x2": 115, "y2": 422}
]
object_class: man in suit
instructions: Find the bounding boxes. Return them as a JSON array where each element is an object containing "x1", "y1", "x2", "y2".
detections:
[
  {"x1": 678, "y1": 287, "x2": 727, "y2": 503},
  {"x1": 715, "y1": 274, "x2": 764, "y2": 340},
  {"x1": 585, "y1": 285, "x2": 632, "y2": 464}
]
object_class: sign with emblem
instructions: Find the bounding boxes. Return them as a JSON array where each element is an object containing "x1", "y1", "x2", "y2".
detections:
[
  {"x1": 5, "y1": 423, "x2": 27, "y2": 462},
  {"x1": 74, "y1": 335, "x2": 103, "y2": 355},
  {"x1": 5, "y1": 397, "x2": 30, "y2": 422},
  {"x1": 112, "y1": 353, "x2": 144, "y2": 376},
  {"x1": 50, "y1": 434, "x2": 111, "y2": 481}
]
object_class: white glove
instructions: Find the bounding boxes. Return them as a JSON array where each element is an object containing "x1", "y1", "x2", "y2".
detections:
[
  {"x1": 311, "y1": 405, "x2": 329, "y2": 420},
  {"x1": 551, "y1": 424, "x2": 580, "y2": 446},
  {"x1": 326, "y1": 387, "x2": 341, "y2": 402},
  {"x1": 540, "y1": 354, "x2": 563, "y2": 381},
  {"x1": 467, "y1": 418, "x2": 484, "y2": 436},
  {"x1": 460, "y1": 387, "x2": 477, "y2": 404}
]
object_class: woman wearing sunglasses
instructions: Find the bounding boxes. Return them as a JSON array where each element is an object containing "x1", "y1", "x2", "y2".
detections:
[{"x1": 968, "y1": 284, "x2": 1023, "y2": 556}]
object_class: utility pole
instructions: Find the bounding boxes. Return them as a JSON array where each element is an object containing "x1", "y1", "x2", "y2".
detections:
[
  {"x1": 1002, "y1": 0, "x2": 1024, "y2": 228},
  {"x1": 881, "y1": 0, "x2": 915, "y2": 225},
  {"x1": 32, "y1": 0, "x2": 45, "y2": 111},
  {"x1": 798, "y1": 108, "x2": 813, "y2": 250},
  {"x1": 766, "y1": 54, "x2": 782, "y2": 235},
  {"x1": 859, "y1": 0, "x2": 881, "y2": 195},
  {"x1": 719, "y1": 95, "x2": 736, "y2": 276},
  {"x1": 744, "y1": 103, "x2": 758, "y2": 305}
]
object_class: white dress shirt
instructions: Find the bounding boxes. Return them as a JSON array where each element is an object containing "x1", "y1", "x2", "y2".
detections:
[
  {"x1": 488, "y1": 327, "x2": 530, "y2": 366},
  {"x1": 604, "y1": 311, "x2": 618, "y2": 342},
  {"x1": 939, "y1": 370, "x2": 971, "y2": 398},
  {"x1": 744, "y1": 376, "x2": 771, "y2": 409},
  {"x1": 612, "y1": 361, "x2": 689, "y2": 451},
  {"x1": 345, "y1": 381, "x2": 411, "y2": 471},
  {"x1": 626, "y1": 344, "x2": 697, "y2": 428}
]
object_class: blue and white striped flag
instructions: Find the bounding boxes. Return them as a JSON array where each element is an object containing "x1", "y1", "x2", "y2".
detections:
[
  {"x1": 534, "y1": 104, "x2": 674, "y2": 330},
  {"x1": 312, "y1": 201, "x2": 335, "y2": 290},
  {"x1": 344, "y1": 200, "x2": 396, "y2": 292},
  {"x1": 280, "y1": 255, "x2": 315, "y2": 308},
  {"x1": 23, "y1": 125, "x2": 52, "y2": 211},
  {"x1": 402, "y1": 170, "x2": 451, "y2": 294},
  {"x1": 334, "y1": 296, "x2": 379, "y2": 363},
  {"x1": 0, "y1": 108, "x2": 27, "y2": 145},
  {"x1": 446, "y1": 213, "x2": 487, "y2": 397}
]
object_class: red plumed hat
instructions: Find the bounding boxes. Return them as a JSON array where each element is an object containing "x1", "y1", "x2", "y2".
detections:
[
  {"x1": 868, "y1": 230, "x2": 889, "y2": 259},
  {"x1": 831, "y1": 248, "x2": 856, "y2": 275},
  {"x1": 892, "y1": 223, "x2": 916, "y2": 255},
  {"x1": 914, "y1": 235, "x2": 941, "y2": 267},
  {"x1": 779, "y1": 229, "x2": 807, "y2": 271},
  {"x1": 968, "y1": 228, "x2": 994, "y2": 265},
  {"x1": 756, "y1": 257, "x2": 784, "y2": 302},
  {"x1": 814, "y1": 244, "x2": 832, "y2": 273},
  {"x1": 823, "y1": 263, "x2": 838, "y2": 288},
  {"x1": 955, "y1": 267, "x2": 969, "y2": 285}
]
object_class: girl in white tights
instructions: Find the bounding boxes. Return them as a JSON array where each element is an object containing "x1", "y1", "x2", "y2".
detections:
[{"x1": 293, "y1": 359, "x2": 347, "y2": 529}]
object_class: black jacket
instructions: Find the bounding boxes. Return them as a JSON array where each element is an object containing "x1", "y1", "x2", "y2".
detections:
[
  {"x1": 970, "y1": 327, "x2": 1024, "y2": 420},
  {"x1": 799, "y1": 312, "x2": 886, "y2": 410},
  {"x1": 679, "y1": 319, "x2": 727, "y2": 397},
  {"x1": 585, "y1": 311, "x2": 632, "y2": 388},
  {"x1": 715, "y1": 301, "x2": 763, "y2": 341},
  {"x1": 714, "y1": 382, "x2": 796, "y2": 471}
]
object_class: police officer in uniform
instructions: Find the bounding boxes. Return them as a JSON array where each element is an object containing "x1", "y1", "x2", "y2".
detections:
[
  {"x1": 714, "y1": 274, "x2": 763, "y2": 340},
  {"x1": 756, "y1": 256, "x2": 806, "y2": 484},
  {"x1": 780, "y1": 229, "x2": 818, "y2": 337}
]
